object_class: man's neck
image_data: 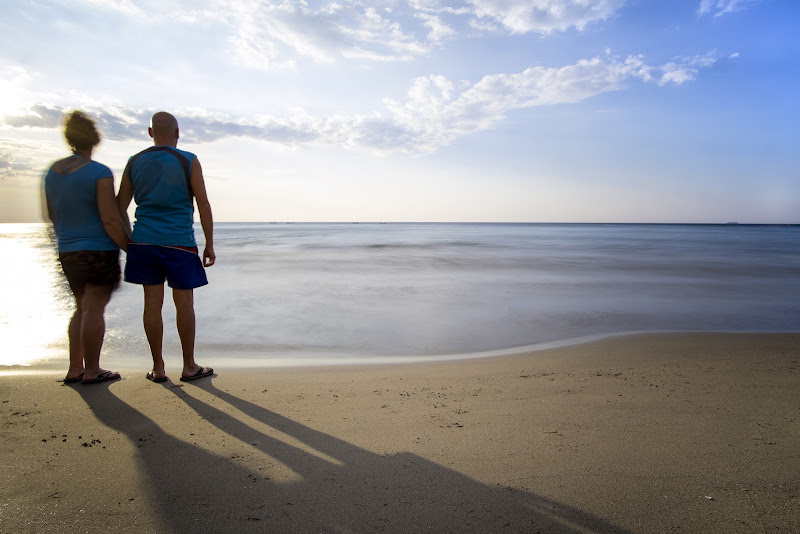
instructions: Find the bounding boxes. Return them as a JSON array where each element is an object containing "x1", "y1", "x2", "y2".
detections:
[{"x1": 152, "y1": 137, "x2": 177, "y2": 147}]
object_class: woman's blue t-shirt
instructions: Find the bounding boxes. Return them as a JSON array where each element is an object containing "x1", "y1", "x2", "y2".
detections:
[{"x1": 45, "y1": 160, "x2": 118, "y2": 253}]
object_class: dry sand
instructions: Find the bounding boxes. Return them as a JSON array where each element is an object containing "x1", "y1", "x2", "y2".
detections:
[{"x1": 2, "y1": 332, "x2": 799, "y2": 533}]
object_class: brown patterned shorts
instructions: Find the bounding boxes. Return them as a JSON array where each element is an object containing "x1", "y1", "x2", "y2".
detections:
[{"x1": 58, "y1": 249, "x2": 121, "y2": 294}]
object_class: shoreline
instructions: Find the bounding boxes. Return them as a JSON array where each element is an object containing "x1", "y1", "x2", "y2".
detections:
[
  {"x1": 4, "y1": 329, "x2": 800, "y2": 374},
  {"x1": 3, "y1": 332, "x2": 799, "y2": 533},
  {"x1": 2, "y1": 331, "x2": 623, "y2": 374}
]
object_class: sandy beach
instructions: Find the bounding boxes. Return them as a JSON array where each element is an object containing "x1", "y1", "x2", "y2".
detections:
[{"x1": 2, "y1": 332, "x2": 799, "y2": 533}]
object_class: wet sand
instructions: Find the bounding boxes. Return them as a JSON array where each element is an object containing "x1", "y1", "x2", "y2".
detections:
[{"x1": 2, "y1": 332, "x2": 799, "y2": 533}]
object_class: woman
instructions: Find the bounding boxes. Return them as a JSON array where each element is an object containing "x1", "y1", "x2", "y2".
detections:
[{"x1": 44, "y1": 110, "x2": 129, "y2": 384}]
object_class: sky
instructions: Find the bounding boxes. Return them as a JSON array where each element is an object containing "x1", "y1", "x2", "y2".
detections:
[{"x1": 0, "y1": 0, "x2": 798, "y2": 223}]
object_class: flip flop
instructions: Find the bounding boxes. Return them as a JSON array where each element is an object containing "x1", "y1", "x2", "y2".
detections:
[
  {"x1": 180, "y1": 366, "x2": 213, "y2": 382},
  {"x1": 146, "y1": 371, "x2": 168, "y2": 383},
  {"x1": 81, "y1": 370, "x2": 121, "y2": 385},
  {"x1": 62, "y1": 372, "x2": 84, "y2": 384}
]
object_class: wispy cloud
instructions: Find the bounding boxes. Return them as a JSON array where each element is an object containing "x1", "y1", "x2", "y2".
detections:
[
  {"x1": 75, "y1": 0, "x2": 146, "y2": 17},
  {"x1": 465, "y1": 0, "x2": 627, "y2": 34},
  {"x1": 416, "y1": 12, "x2": 456, "y2": 45},
  {"x1": 2, "y1": 52, "x2": 716, "y2": 154},
  {"x1": 222, "y1": 0, "x2": 630, "y2": 70},
  {"x1": 226, "y1": 1, "x2": 429, "y2": 70},
  {"x1": 698, "y1": 0, "x2": 761, "y2": 17},
  {"x1": 382, "y1": 53, "x2": 710, "y2": 149},
  {"x1": 17, "y1": 1, "x2": 632, "y2": 76},
  {"x1": 657, "y1": 51, "x2": 717, "y2": 86},
  {"x1": 0, "y1": 139, "x2": 48, "y2": 183}
]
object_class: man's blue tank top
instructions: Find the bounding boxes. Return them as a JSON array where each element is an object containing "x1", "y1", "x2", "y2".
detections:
[
  {"x1": 128, "y1": 146, "x2": 197, "y2": 247},
  {"x1": 45, "y1": 160, "x2": 118, "y2": 253}
]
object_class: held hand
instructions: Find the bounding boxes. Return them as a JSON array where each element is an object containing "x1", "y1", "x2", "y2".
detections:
[{"x1": 203, "y1": 246, "x2": 216, "y2": 267}]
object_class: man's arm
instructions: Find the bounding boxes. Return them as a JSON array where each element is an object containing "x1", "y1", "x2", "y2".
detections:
[
  {"x1": 97, "y1": 177, "x2": 129, "y2": 250},
  {"x1": 116, "y1": 164, "x2": 134, "y2": 235},
  {"x1": 190, "y1": 158, "x2": 215, "y2": 267}
]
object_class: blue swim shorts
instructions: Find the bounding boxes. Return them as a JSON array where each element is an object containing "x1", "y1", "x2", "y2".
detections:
[{"x1": 124, "y1": 243, "x2": 208, "y2": 290}]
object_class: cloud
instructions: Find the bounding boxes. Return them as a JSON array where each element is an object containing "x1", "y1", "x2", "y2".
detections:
[
  {"x1": 1, "y1": 52, "x2": 716, "y2": 154},
  {"x1": 2, "y1": 105, "x2": 65, "y2": 129},
  {"x1": 1, "y1": 105, "x2": 149, "y2": 142},
  {"x1": 409, "y1": 0, "x2": 625, "y2": 34},
  {"x1": 226, "y1": 1, "x2": 429, "y2": 70},
  {"x1": 657, "y1": 51, "x2": 717, "y2": 86},
  {"x1": 466, "y1": 0, "x2": 627, "y2": 34},
  {"x1": 222, "y1": 1, "x2": 629, "y2": 71},
  {"x1": 416, "y1": 12, "x2": 457, "y2": 44},
  {"x1": 1, "y1": 65, "x2": 33, "y2": 84},
  {"x1": 75, "y1": 0, "x2": 145, "y2": 17},
  {"x1": 381, "y1": 54, "x2": 665, "y2": 149},
  {"x1": 0, "y1": 139, "x2": 47, "y2": 184},
  {"x1": 698, "y1": 0, "x2": 761, "y2": 17}
]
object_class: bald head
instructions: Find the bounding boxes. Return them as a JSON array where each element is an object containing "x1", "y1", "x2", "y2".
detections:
[{"x1": 149, "y1": 111, "x2": 179, "y2": 146}]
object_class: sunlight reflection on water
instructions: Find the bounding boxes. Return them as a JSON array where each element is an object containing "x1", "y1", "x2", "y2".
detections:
[{"x1": 0, "y1": 224, "x2": 73, "y2": 367}]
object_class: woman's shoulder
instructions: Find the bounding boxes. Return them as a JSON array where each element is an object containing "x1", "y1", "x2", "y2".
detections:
[
  {"x1": 48, "y1": 156, "x2": 111, "y2": 177},
  {"x1": 49, "y1": 156, "x2": 79, "y2": 175},
  {"x1": 87, "y1": 160, "x2": 113, "y2": 176}
]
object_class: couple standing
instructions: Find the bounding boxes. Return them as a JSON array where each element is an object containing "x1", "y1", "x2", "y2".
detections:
[{"x1": 44, "y1": 111, "x2": 215, "y2": 385}]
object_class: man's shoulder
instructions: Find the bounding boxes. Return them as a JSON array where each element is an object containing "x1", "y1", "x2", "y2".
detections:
[
  {"x1": 172, "y1": 146, "x2": 196, "y2": 160},
  {"x1": 129, "y1": 146, "x2": 196, "y2": 163}
]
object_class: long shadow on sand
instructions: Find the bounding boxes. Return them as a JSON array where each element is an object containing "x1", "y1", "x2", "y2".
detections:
[{"x1": 77, "y1": 381, "x2": 631, "y2": 534}]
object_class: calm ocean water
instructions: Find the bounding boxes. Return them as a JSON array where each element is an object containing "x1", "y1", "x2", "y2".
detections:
[{"x1": 1, "y1": 222, "x2": 798, "y2": 370}]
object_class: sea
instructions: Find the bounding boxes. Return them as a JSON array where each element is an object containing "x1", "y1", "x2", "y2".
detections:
[{"x1": 1, "y1": 222, "x2": 798, "y2": 370}]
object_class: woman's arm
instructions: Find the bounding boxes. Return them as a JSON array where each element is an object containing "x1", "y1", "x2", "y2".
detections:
[
  {"x1": 116, "y1": 164, "x2": 134, "y2": 235},
  {"x1": 97, "y1": 177, "x2": 129, "y2": 250}
]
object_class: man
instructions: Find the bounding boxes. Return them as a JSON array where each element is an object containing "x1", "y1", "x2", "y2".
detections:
[{"x1": 118, "y1": 112, "x2": 215, "y2": 382}]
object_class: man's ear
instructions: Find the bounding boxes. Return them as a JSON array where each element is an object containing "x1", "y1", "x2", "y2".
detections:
[
  {"x1": 148, "y1": 126, "x2": 154, "y2": 138},
  {"x1": 176, "y1": 128, "x2": 179, "y2": 140}
]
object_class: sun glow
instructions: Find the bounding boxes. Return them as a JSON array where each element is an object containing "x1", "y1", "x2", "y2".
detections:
[{"x1": 0, "y1": 65, "x2": 33, "y2": 119}]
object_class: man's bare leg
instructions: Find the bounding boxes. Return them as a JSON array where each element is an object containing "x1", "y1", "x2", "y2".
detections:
[
  {"x1": 173, "y1": 288, "x2": 210, "y2": 379},
  {"x1": 80, "y1": 284, "x2": 119, "y2": 382},
  {"x1": 143, "y1": 284, "x2": 166, "y2": 380}
]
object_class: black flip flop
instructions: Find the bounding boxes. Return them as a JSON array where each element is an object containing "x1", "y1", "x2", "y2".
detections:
[
  {"x1": 180, "y1": 367, "x2": 213, "y2": 382},
  {"x1": 62, "y1": 372, "x2": 84, "y2": 384},
  {"x1": 146, "y1": 371, "x2": 168, "y2": 383},
  {"x1": 81, "y1": 370, "x2": 121, "y2": 385}
]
